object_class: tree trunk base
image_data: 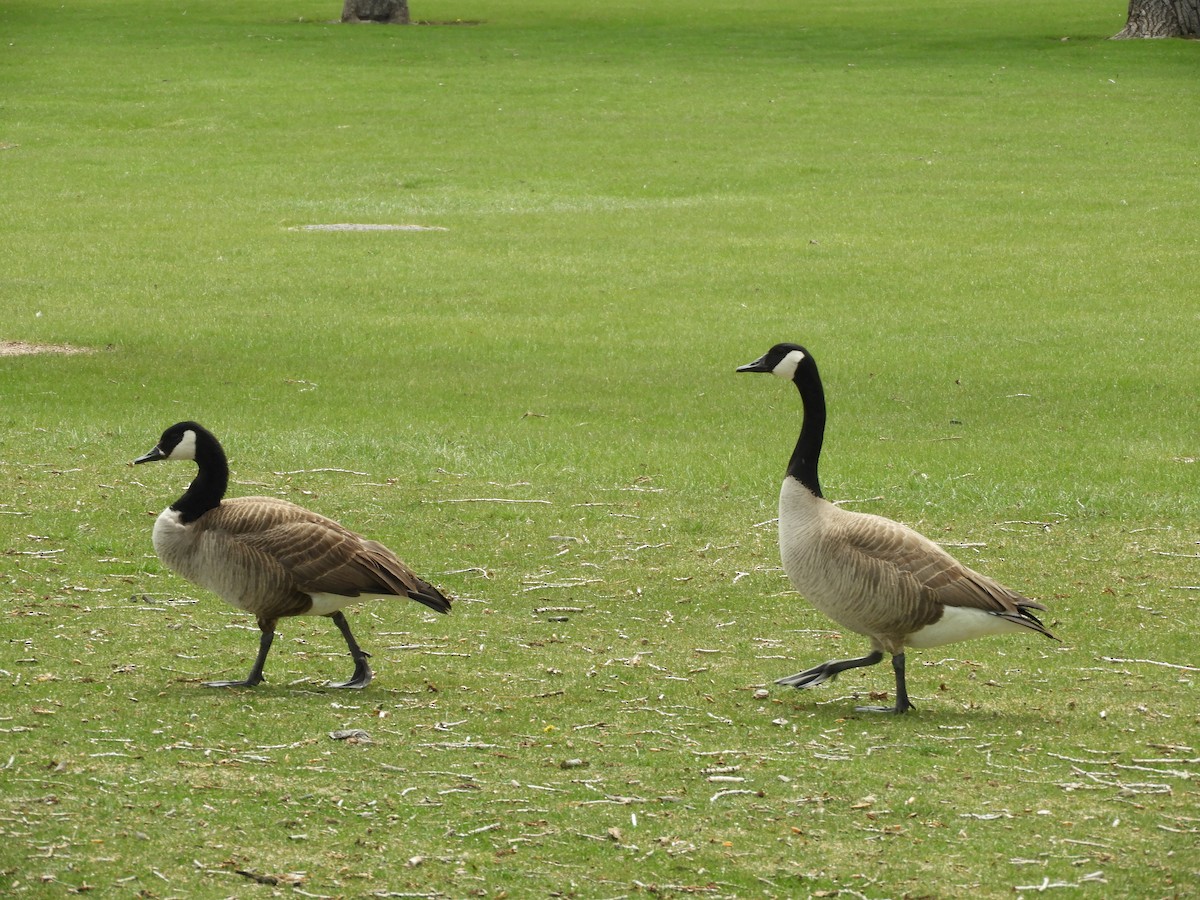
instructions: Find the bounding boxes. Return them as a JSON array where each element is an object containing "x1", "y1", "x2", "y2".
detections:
[
  {"x1": 1112, "y1": 0, "x2": 1200, "y2": 38},
  {"x1": 342, "y1": 0, "x2": 410, "y2": 25}
]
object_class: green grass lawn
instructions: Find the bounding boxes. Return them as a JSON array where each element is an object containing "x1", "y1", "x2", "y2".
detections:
[{"x1": 2, "y1": 0, "x2": 1197, "y2": 896}]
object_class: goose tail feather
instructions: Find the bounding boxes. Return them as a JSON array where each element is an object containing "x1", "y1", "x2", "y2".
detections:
[
  {"x1": 1006, "y1": 605, "x2": 1059, "y2": 642},
  {"x1": 408, "y1": 579, "x2": 452, "y2": 615}
]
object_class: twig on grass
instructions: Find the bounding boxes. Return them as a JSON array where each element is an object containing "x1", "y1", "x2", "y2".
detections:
[
  {"x1": 1071, "y1": 767, "x2": 1172, "y2": 794},
  {"x1": 709, "y1": 788, "x2": 756, "y2": 802},
  {"x1": 1058, "y1": 838, "x2": 1113, "y2": 849},
  {"x1": 521, "y1": 578, "x2": 603, "y2": 592},
  {"x1": 442, "y1": 567, "x2": 492, "y2": 578},
  {"x1": 452, "y1": 821, "x2": 502, "y2": 838},
  {"x1": 1013, "y1": 872, "x2": 1107, "y2": 891},
  {"x1": 571, "y1": 830, "x2": 612, "y2": 843},
  {"x1": 1100, "y1": 657, "x2": 1199, "y2": 672},
  {"x1": 274, "y1": 467, "x2": 369, "y2": 476},
  {"x1": 1112, "y1": 762, "x2": 1194, "y2": 780},
  {"x1": 578, "y1": 794, "x2": 650, "y2": 806},
  {"x1": 432, "y1": 497, "x2": 551, "y2": 505},
  {"x1": 996, "y1": 519, "x2": 1057, "y2": 531}
]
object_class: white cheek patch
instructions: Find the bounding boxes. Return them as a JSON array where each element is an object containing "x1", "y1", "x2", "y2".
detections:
[
  {"x1": 772, "y1": 349, "x2": 806, "y2": 380},
  {"x1": 169, "y1": 429, "x2": 198, "y2": 461}
]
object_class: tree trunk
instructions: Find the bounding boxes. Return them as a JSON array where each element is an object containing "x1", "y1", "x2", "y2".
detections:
[
  {"x1": 341, "y1": 0, "x2": 410, "y2": 25},
  {"x1": 1113, "y1": 0, "x2": 1200, "y2": 38}
]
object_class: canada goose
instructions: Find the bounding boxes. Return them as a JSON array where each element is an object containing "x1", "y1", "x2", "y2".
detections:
[
  {"x1": 737, "y1": 343, "x2": 1058, "y2": 713},
  {"x1": 133, "y1": 421, "x2": 450, "y2": 689}
]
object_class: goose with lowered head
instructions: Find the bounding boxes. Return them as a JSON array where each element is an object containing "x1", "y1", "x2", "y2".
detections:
[
  {"x1": 737, "y1": 343, "x2": 1058, "y2": 713},
  {"x1": 133, "y1": 421, "x2": 450, "y2": 689}
]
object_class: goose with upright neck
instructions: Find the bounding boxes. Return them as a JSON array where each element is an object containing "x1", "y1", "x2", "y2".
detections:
[
  {"x1": 134, "y1": 421, "x2": 450, "y2": 689},
  {"x1": 738, "y1": 343, "x2": 1058, "y2": 713}
]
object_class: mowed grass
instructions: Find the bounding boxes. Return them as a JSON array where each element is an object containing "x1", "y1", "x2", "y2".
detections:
[{"x1": 2, "y1": 0, "x2": 1198, "y2": 897}]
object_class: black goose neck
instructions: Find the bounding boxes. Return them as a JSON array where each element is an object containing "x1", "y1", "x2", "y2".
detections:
[
  {"x1": 172, "y1": 430, "x2": 228, "y2": 523},
  {"x1": 786, "y1": 365, "x2": 825, "y2": 498}
]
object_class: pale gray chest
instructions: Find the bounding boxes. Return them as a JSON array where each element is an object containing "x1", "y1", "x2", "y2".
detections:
[
  {"x1": 151, "y1": 509, "x2": 198, "y2": 578},
  {"x1": 777, "y1": 479, "x2": 886, "y2": 635},
  {"x1": 150, "y1": 508, "x2": 259, "y2": 611},
  {"x1": 777, "y1": 479, "x2": 837, "y2": 599}
]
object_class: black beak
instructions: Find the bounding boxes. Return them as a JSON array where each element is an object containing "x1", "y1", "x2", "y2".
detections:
[
  {"x1": 133, "y1": 446, "x2": 166, "y2": 465},
  {"x1": 736, "y1": 354, "x2": 773, "y2": 374}
]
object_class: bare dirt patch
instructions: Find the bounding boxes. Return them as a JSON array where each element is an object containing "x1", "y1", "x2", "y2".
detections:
[{"x1": 1, "y1": 340, "x2": 94, "y2": 357}]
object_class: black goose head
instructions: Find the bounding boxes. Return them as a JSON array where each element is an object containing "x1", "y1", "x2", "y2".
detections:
[
  {"x1": 133, "y1": 421, "x2": 210, "y2": 465},
  {"x1": 735, "y1": 342, "x2": 816, "y2": 382}
]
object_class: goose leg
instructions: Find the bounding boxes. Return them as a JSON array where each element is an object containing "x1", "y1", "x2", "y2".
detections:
[
  {"x1": 327, "y1": 611, "x2": 373, "y2": 689},
  {"x1": 776, "y1": 649, "x2": 884, "y2": 689},
  {"x1": 204, "y1": 620, "x2": 274, "y2": 688},
  {"x1": 854, "y1": 652, "x2": 915, "y2": 714}
]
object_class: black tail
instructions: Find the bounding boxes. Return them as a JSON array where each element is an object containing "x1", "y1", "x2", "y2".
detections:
[{"x1": 409, "y1": 578, "x2": 452, "y2": 615}]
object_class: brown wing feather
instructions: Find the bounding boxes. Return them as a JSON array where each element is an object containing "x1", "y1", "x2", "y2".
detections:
[
  {"x1": 818, "y1": 514, "x2": 942, "y2": 634},
  {"x1": 834, "y1": 509, "x2": 1049, "y2": 629},
  {"x1": 210, "y1": 497, "x2": 450, "y2": 614}
]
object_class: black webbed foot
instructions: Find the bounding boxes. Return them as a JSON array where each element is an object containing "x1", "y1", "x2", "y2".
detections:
[
  {"x1": 203, "y1": 674, "x2": 264, "y2": 689},
  {"x1": 775, "y1": 650, "x2": 885, "y2": 690},
  {"x1": 327, "y1": 655, "x2": 373, "y2": 690}
]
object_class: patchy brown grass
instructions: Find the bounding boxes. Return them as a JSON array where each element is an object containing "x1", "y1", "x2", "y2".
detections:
[{"x1": 0, "y1": 341, "x2": 94, "y2": 357}]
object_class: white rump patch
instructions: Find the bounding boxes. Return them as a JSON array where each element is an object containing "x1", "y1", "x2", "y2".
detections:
[
  {"x1": 306, "y1": 592, "x2": 367, "y2": 616},
  {"x1": 772, "y1": 349, "x2": 806, "y2": 381},
  {"x1": 906, "y1": 605, "x2": 1028, "y2": 649},
  {"x1": 169, "y1": 429, "x2": 198, "y2": 461}
]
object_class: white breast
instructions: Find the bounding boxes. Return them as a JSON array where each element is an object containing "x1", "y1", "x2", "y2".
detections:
[{"x1": 150, "y1": 507, "x2": 258, "y2": 613}]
